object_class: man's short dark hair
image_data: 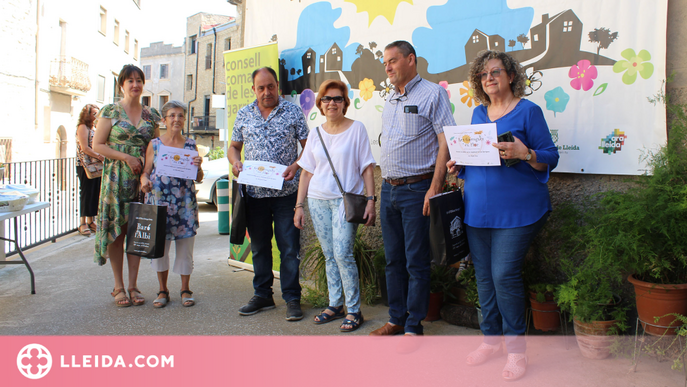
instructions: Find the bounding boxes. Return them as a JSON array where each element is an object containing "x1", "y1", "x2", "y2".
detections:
[
  {"x1": 385, "y1": 40, "x2": 416, "y2": 58},
  {"x1": 251, "y1": 67, "x2": 278, "y2": 84}
]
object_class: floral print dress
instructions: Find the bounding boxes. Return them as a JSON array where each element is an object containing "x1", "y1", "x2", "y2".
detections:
[
  {"x1": 94, "y1": 103, "x2": 161, "y2": 265},
  {"x1": 144, "y1": 138, "x2": 199, "y2": 240}
]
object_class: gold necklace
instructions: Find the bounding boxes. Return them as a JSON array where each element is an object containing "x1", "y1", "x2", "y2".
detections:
[{"x1": 489, "y1": 97, "x2": 515, "y2": 122}]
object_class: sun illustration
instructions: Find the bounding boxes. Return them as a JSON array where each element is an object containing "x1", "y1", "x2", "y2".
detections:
[
  {"x1": 345, "y1": 0, "x2": 412, "y2": 26},
  {"x1": 173, "y1": 155, "x2": 181, "y2": 161},
  {"x1": 462, "y1": 135, "x2": 471, "y2": 144}
]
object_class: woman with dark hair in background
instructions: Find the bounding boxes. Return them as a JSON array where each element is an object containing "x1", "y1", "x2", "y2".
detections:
[
  {"x1": 75, "y1": 104, "x2": 103, "y2": 236},
  {"x1": 93, "y1": 65, "x2": 161, "y2": 307}
]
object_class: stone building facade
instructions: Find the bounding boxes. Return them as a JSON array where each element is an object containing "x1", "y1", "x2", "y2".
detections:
[
  {"x1": 140, "y1": 42, "x2": 185, "y2": 113},
  {"x1": 184, "y1": 13, "x2": 241, "y2": 152},
  {"x1": 0, "y1": 0, "x2": 144, "y2": 162}
]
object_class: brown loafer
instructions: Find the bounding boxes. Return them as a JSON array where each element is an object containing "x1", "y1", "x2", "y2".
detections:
[{"x1": 369, "y1": 322, "x2": 405, "y2": 336}]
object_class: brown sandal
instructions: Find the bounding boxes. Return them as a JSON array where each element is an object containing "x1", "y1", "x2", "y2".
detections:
[
  {"x1": 88, "y1": 221, "x2": 97, "y2": 233},
  {"x1": 78, "y1": 223, "x2": 91, "y2": 236},
  {"x1": 111, "y1": 288, "x2": 132, "y2": 307},
  {"x1": 128, "y1": 288, "x2": 145, "y2": 306}
]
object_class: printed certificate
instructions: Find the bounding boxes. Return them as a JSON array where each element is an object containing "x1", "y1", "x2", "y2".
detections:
[
  {"x1": 237, "y1": 160, "x2": 287, "y2": 190},
  {"x1": 155, "y1": 145, "x2": 199, "y2": 180},
  {"x1": 445, "y1": 123, "x2": 501, "y2": 166}
]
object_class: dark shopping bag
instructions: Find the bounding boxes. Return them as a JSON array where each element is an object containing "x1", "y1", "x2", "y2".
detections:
[
  {"x1": 126, "y1": 202, "x2": 167, "y2": 258},
  {"x1": 429, "y1": 189, "x2": 470, "y2": 266},
  {"x1": 230, "y1": 180, "x2": 247, "y2": 245}
]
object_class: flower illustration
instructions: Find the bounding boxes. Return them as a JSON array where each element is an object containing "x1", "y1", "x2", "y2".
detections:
[
  {"x1": 544, "y1": 87, "x2": 570, "y2": 117},
  {"x1": 524, "y1": 67, "x2": 543, "y2": 96},
  {"x1": 568, "y1": 60, "x2": 597, "y2": 91},
  {"x1": 379, "y1": 78, "x2": 393, "y2": 100},
  {"x1": 459, "y1": 81, "x2": 480, "y2": 108},
  {"x1": 299, "y1": 89, "x2": 315, "y2": 117},
  {"x1": 359, "y1": 78, "x2": 375, "y2": 101},
  {"x1": 438, "y1": 81, "x2": 451, "y2": 98},
  {"x1": 613, "y1": 48, "x2": 654, "y2": 85}
]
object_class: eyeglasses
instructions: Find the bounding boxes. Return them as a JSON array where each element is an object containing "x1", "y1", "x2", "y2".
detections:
[
  {"x1": 479, "y1": 68, "x2": 506, "y2": 80},
  {"x1": 165, "y1": 114, "x2": 185, "y2": 120},
  {"x1": 388, "y1": 94, "x2": 408, "y2": 105},
  {"x1": 321, "y1": 96, "x2": 344, "y2": 104}
]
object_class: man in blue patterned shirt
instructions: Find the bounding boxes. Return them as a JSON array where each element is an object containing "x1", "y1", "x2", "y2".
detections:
[
  {"x1": 370, "y1": 41, "x2": 456, "y2": 336},
  {"x1": 228, "y1": 67, "x2": 309, "y2": 321}
]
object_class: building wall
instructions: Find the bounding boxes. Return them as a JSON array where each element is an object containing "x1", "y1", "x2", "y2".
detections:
[
  {"x1": 184, "y1": 13, "x2": 241, "y2": 152},
  {"x1": 140, "y1": 42, "x2": 185, "y2": 112},
  {"x1": 0, "y1": 0, "x2": 143, "y2": 163},
  {"x1": 0, "y1": 0, "x2": 36, "y2": 163}
]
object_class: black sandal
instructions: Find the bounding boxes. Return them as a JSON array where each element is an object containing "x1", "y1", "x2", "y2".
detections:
[
  {"x1": 313, "y1": 305, "x2": 345, "y2": 324},
  {"x1": 340, "y1": 312, "x2": 364, "y2": 332}
]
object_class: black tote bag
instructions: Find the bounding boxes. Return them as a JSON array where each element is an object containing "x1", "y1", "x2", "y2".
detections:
[
  {"x1": 429, "y1": 189, "x2": 470, "y2": 266},
  {"x1": 126, "y1": 202, "x2": 167, "y2": 258},
  {"x1": 230, "y1": 180, "x2": 247, "y2": 245}
]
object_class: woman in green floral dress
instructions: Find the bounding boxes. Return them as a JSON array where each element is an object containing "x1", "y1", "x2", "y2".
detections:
[{"x1": 93, "y1": 65, "x2": 161, "y2": 307}]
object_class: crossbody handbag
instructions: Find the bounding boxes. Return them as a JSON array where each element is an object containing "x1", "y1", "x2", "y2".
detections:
[{"x1": 315, "y1": 126, "x2": 368, "y2": 224}]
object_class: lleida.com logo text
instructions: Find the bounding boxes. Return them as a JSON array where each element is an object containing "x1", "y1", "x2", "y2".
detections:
[
  {"x1": 599, "y1": 129, "x2": 627, "y2": 154},
  {"x1": 17, "y1": 343, "x2": 174, "y2": 379}
]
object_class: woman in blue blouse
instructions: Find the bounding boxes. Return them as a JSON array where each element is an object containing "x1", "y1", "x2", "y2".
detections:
[{"x1": 447, "y1": 50, "x2": 559, "y2": 381}]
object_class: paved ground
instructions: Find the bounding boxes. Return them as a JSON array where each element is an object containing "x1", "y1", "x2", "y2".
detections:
[{"x1": 0, "y1": 204, "x2": 684, "y2": 386}]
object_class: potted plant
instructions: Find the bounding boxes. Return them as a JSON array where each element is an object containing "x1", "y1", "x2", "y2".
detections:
[
  {"x1": 426, "y1": 264, "x2": 456, "y2": 321},
  {"x1": 582, "y1": 96, "x2": 687, "y2": 335},
  {"x1": 372, "y1": 245, "x2": 387, "y2": 306},
  {"x1": 528, "y1": 283, "x2": 561, "y2": 332},
  {"x1": 456, "y1": 264, "x2": 482, "y2": 324},
  {"x1": 557, "y1": 258, "x2": 628, "y2": 359}
]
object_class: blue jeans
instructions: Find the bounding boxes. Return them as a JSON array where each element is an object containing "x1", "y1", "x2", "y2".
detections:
[
  {"x1": 308, "y1": 198, "x2": 361, "y2": 313},
  {"x1": 380, "y1": 179, "x2": 431, "y2": 334},
  {"x1": 466, "y1": 212, "x2": 550, "y2": 353},
  {"x1": 245, "y1": 192, "x2": 301, "y2": 302}
]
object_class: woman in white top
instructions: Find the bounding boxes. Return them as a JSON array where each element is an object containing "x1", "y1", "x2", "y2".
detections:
[{"x1": 294, "y1": 79, "x2": 376, "y2": 332}]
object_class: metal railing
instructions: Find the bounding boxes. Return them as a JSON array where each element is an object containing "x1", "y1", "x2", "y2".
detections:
[
  {"x1": 49, "y1": 56, "x2": 91, "y2": 93},
  {"x1": 2, "y1": 158, "x2": 79, "y2": 256},
  {"x1": 191, "y1": 115, "x2": 217, "y2": 132}
]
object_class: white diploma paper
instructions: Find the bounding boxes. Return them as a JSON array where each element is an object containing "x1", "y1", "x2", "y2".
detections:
[
  {"x1": 237, "y1": 160, "x2": 287, "y2": 190},
  {"x1": 155, "y1": 145, "x2": 199, "y2": 180},
  {"x1": 445, "y1": 123, "x2": 501, "y2": 166}
]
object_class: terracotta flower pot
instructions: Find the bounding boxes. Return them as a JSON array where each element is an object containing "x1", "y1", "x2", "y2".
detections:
[
  {"x1": 628, "y1": 274, "x2": 687, "y2": 335},
  {"x1": 529, "y1": 296, "x2": 561, "y2": 332},
  {"x1": 573, "y1": 318, "x2": 617, "y2": 359},
  {"x1": 425, "y1": 292, "x2": 444, "y2": 322}
]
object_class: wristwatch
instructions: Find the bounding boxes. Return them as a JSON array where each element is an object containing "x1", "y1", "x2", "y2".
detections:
[
  {"x1": 366, "y1": 196, "x2": 377, "y2": 202},
  {"x1": 525, "y1": 148, "x2": 532, "y2": 161}
]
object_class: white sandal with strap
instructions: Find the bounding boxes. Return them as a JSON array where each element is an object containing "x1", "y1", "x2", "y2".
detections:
[
  {"x1": 466, "y1": 342, "x2": 502, "y2": 365},
  {"x1": 503, "y1": 353, "x2": 527, "y2": 381}
]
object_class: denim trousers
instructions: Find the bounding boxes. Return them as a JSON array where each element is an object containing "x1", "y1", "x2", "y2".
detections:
[
  {"x1": 308, "y1": 198, "x2": 361, "y2": 313},
  {"x1": 466, "y1": 212, "x2": 550, "y2": 353},
  {"x1": 380, "y1": 179, "x2": 431, "y2": 334},
  {"x1": 245, "y1": 192, "x2": 301, "y2": 302}
]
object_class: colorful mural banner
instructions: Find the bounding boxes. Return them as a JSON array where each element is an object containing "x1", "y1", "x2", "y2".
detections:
[
  {"x1": 224, "y1": 43, "x2": 282, "y2": 271},
  {"x1": 243, "y1": 0, "x2": 667, "y2": 175}
]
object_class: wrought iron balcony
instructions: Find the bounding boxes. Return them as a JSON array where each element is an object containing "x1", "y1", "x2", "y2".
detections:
[
  {"x1": 49, "y1": 56, "x2": 91, "y2": 95},
  {"x1": 191, "y1": 115, "x2": 217, "y2": 132}
]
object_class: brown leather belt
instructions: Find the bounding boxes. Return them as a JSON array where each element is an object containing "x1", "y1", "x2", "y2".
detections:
[{"x1": 384, "y1": 173, "x2": 434, "y2": 186}]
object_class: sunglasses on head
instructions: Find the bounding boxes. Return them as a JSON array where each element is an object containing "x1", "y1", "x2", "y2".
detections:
[{"x1": 321, "y1": 96, "x2": 344, "y2": 103}]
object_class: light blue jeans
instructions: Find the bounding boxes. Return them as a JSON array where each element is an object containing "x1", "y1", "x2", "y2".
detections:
[{"x1": 308, "y1": 198, "x2": 361, "y2": 313}]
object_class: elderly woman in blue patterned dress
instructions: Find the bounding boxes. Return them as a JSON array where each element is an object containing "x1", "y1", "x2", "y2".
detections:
[{"x1": 140, "y1": 100, "x2": 203, "y2": 308}]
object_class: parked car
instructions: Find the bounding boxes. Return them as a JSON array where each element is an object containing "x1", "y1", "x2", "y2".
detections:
[{"x1": 195, "y1": 158, "x2": 229, "y2": 206}]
